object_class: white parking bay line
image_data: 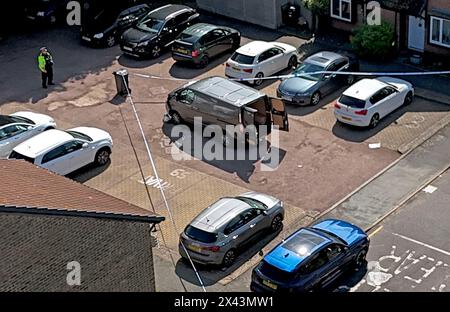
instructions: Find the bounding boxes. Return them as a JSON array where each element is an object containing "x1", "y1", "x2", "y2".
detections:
[{"x1": 392, "y1": 232, "x2": 450, "y2": 257}]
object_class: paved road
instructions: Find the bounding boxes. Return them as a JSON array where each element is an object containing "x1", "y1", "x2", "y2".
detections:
[{"x1": 351, "y1": 169, "x2": 450, "y2": 292}]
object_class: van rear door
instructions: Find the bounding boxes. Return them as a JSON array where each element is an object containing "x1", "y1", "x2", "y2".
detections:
[{"x1": 269, "y1": 98, "x2": 289, "y2": 131}]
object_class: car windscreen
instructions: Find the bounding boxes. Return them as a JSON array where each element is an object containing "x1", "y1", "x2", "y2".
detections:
[
  {"x1": 178, "y1": 31, "x2": 201, "y2": 44},
  {"x1": 339, "y1": 95, "x2": 366, "y2": 109},
  {"x1": 259, "y1": 260, "x2": 294, "y2": 283},
  {"x1": 137, "y1": 16, "x2": 164, "y2": 33},
  {"x1": 235, "y1": 196, "x2": 267, "y2": 210},
  {"x1": 185, "y1": 225, "x2": 218, "y2": 243},
  {"x1": 293, "y1": 62, "x2": 325, "y2": 81},
  {"x1": 66, "y1": 131, "x2": 93, "y2": 142},
  {"x1": 230, "y1": 52, "x2": 255, "y2": 65},
  {"x1": 9, "y1": 151, "x2": 35, "y2": 163}
]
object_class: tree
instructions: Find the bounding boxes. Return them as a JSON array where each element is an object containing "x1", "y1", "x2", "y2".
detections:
[
  {"x1": 351, "y1": 23, "x2": 395, "y2": 60},
  {"x1": 303, "y1": 0, "x2": 329, "y2": 32}
]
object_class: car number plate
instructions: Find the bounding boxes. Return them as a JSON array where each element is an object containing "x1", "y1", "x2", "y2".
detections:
[
  {"x1": 262, "y1": 280, "x2": 277, "y2": 290},
  {"x1": 342, "y1": 116, "x2": 352, "y2": 121},
  {"x1": 232, "y1": 67, "x2": 241, "y2": 71},
  {"x1": 282, "y1": 96, "x2": 292, "y2": 102},
  {"x1": 27, "y1": 16, "x2": 36, "y2": 20},
  {"x1": 82, "y1": 36, "x2": 91, "y2": 42},
  {"x1": 175, "y1": 48, "x2": 188, "y2": 54},
  {"x1": 123, "y1": 46, "x2": 133, "y2": 51},
  {"x1": 188, "y1": 244, "x2": 202, "y2": 253}
]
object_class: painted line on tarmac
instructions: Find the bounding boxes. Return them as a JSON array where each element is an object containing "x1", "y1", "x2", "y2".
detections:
[
  {"x1": 392, "y1": 232, "x2": 450, "y2": 257},
  {"x1": 369, "y1": 225, "x2": 383, "y2": 238}
]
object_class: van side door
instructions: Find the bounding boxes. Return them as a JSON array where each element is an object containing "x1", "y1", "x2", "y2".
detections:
[{"x1": 269, "y1": 97, "x2": 289, "y2": 131}]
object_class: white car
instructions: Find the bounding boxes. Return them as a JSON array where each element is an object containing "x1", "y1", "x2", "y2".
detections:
[
  {"x1": 9, "y1": 127, "x2": 113, "y2": 175},
  {"x1": 0, "y1": 111, "x2": 56, "y2": 158},
  {"x1": 334, "y1": 77, "x2": 414, "y2": 128},
  {"x1": 225, "y1": 40, "x2": 299, "y2": 86}
]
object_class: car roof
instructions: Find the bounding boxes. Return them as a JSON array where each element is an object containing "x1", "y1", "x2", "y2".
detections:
[
  {"x1": 180, "y1": 23, "x2": 222, "y2": 38},
  {"x1": 13, "y1": 129, "x2": 73, "y2": 158},
  {"x1": 148, "y1": 4, "x2": 193, "y2": 20},
  {"x1": 342, "y1": 78, "x2": 387, "y2": 101},
  {"x1": 305, "y1": 51, "x2": 345, "y2": 67},
  {"x1": 235, "y1": 41, "x2": 276, "y2": 57},
  {"x1": 188, "y1": 76, "x2": 265, "y2": 107},
  {"x1": 264, "y1": 228, "x2": 332, "y2": 272},
  {"x1": 190, "y1": 197, "x2": 253, "y2": 232},
  {"x1": 0, "y1": 115, "x2": 17, "y2": 127}
]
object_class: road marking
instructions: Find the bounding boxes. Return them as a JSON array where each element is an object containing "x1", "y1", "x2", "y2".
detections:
[
  {"x1": 369, "y1": 226, "x2": 384, "y2": 238},
  {"x1": 392, "y1": 233, "x2": 450, "y2": 257},
  {"x1": 422, "y1": 185, "x2": 438, "y2": 194}
]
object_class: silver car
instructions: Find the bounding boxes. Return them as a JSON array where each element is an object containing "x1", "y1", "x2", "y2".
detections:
[{"x1": 179, "y1": 192, "x2": 284, "y2": 267}]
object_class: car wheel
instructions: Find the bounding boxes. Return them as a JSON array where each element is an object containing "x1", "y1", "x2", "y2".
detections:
[
  {"x1": 403, "y1": 91, "x2": 414, "y2": 106},
  {"x1": 151, "y1": 45, "x2": 161, "y2": 58},
  {"x1": 354, "y1": 248, "x2": 368, "y2": 269},
  {"x1": 311, "y1": 91, "x2": 321, "y2": 106},
  {"x1": 222, "y1": 249, "x2": 237, "y2": 267},
  {"x1": 106, "y1": 35, "x2": 116, "y2": 47},
  {"x1": 288, "y1": 56, "x2": 298, "y2": 69},
  {"x1": 95, "y1": 148, "x2": 111, "y2": 166},
  {"x1": 171, "y1": 111, "x2": 182, "y2": 125},
  {"x1": 270, "y1": 214, "x2": 283, "y2": 232},
  {"x1": 200, "y1": 55, "x2": 209, "y2": 68},
  {"x1": 254, "y1": 72, "x2": 264, "y2": 86},
  {"x1": 369, "y1": 113, "x2": 380, "y2": 129},
  {"x1": 347, "y1": 75, "x2": 355, "y2": 85}
]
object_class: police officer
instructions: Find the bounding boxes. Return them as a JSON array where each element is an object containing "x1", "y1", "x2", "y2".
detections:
[{"x1": 38, "y1": 47, "x2": 54, "y2": 88}]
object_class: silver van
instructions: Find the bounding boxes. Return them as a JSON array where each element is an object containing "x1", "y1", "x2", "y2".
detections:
[
  {"x1": 165, "y1": 76, "x2": 289, "y2": 145},
  {"x1": 179, "y1": 191, "x2": 284, "y2": 267}
]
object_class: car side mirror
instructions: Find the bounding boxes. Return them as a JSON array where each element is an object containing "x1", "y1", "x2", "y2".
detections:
[
  {"x1": 323, "y1": 75, "x2": 331, "y2": 80},
  {"x1": 82, "y1": 143, "x2": 89, "y2": 148},
  {"x1": 258, "y1": 250, "x2": 264, "y2": 257},
  {"x1": 261, "y1": 210, "x2": 268, "y2": 216}
]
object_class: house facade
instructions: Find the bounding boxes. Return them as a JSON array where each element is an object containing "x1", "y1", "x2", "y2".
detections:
[{"x1": 0, "y1": 160, "x2": 164, "y2": 292}]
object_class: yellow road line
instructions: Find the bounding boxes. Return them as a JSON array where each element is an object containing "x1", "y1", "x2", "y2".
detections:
[{"x1": 369, "y1": 225, "x2": 384, "y2": 238}]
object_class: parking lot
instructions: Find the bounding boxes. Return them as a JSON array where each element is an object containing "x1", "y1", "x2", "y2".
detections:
[{"x1": 1, "y1": 14, "x2": 449, "y2": 290}]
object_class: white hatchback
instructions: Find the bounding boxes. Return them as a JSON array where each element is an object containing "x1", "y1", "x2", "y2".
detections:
[
  {"x1": 334, "y1": 77, "x2": 414, "y2": 128},
  {"x1": 9, "y1": 127, "x2": 113, "y2": 176},
  {"x1": 225, "y1": 41, "x2": 299, "y2": 86},
  {"x1": 0, "y1": 111, "x2": 56, "y2": 159}
]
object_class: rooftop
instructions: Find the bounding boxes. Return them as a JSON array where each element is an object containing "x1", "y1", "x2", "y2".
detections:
[{"x1": 0, "y1": 160, "x2": 164, "y2": 224}]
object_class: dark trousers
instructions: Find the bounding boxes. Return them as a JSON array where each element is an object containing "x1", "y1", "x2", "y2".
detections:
[{"x1": 41, "y1": 66, "x2": 53, "y2": 87}]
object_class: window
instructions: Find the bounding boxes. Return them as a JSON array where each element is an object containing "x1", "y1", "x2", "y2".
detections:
[
  {"x1": 258, "y1": 48, "x2": 282, "y2": 63},
  {"x1": 185, "y1": 225, "x2": 218, "y2": 243},
  {"x1": 177, "y1": 89, "x2": 195, "y2": 104},
  {"x1": 63, "y1": 141, "x2": 84, "y2": 154},
  {"x1": 0, "y1": 124, "x2": 28, "y2": 141},
  {"x1": 430, "y1": 16, "x2": 450, "y2": 48},
  {"x1": 339, "y1": 95, "x2": 366, "y2": 108},
  {"x1": 301, "y1": 249, "x2": 329, "y2": 274},
  {"x1": 331, "y1": 0, "x2": 352, "y2": 22},
  {"x1": 42, "y1": 145, "x2": 67, "y2": 164},
  {"x1": 175, "y1": 12, "x2": 193, "y2": 25},
  {"x1": 240, "y1": 209, "x2": 260, "y2": 224},
  {"x1": 325, "y1": 244, "x2": 343, "y2": 261},
  {"x1": 231, "y1": 52, "x2": 255, "y2": 65},
  {"x1": 370, "y1": 87, "x2": 395, "y2": 105},
  {"x1": 224, "y1": 215, "x2": 245, "y2": 235}
]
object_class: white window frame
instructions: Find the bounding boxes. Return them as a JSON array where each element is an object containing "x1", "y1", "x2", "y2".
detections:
[
  {"x1": 430, "y1": 16, "x2": 450, "y2": 48},
  {"x1": 330, "y1": 0, "x2": 352, "y2": 22}
]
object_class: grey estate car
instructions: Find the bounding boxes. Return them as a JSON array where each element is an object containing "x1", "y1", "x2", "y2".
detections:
[
  {"x1": 277, "y1": 51, "x2": 359, "y2": 106},
  {"x1": 179, "y1": 192, "x2": 284, "y2": 267}
]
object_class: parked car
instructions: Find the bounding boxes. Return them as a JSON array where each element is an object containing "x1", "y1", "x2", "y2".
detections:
[
  {"x1": 165, "y1": 76, "x2": 289, "y2": 146},
  {"x1": 24, "y1": 0, "x2": 70, "y2": 24},
  {"x1": 334, "y1": 77, "x2": 414, "y2": 128},
  {"x1": 0, "y1": 112, "x2": 56, "y2": 159},
  {"x1": 172, "y1": 23, "x2": 241, "y2": 67},
  {"x1": 81, "y1": 4, "x2": 151, "y2": 47},
  {"x1": 120, "y1": 4, "x2": 199, "y2": 58},
  {"x1": 225, "y1": 41, "x2": 299, "y2": 86},
  {"x1": 277, "y1": 51, "x2": 360, "y2": 106},
  {"x1": 251, "y1": 219, "x2": 370, "y2": 292},
  {"x1": 9, "y1": 127, "x2": 113, "y2": 175},
  {"x1": 179, "y1": 192, "x2": 284, "y2": 267}
]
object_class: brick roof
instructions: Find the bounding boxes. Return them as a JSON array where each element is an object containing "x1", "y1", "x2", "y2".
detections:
[{"x1": 0, "y1": 160, "x2": 164, "y2": 224}]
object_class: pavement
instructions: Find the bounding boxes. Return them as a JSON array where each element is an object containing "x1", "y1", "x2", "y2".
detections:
[{"x1": 351, "y1": 169, "x2": 450, "y2": 292}]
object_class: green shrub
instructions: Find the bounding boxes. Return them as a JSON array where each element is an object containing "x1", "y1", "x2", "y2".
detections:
[
  {"x1": 351, "y1": 23, "x2": 395, "y2": 60},
  {"x1": 303, "y1": 0, "x2": 329, "y2": 15}
]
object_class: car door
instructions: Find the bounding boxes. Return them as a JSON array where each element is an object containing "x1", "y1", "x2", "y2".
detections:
[
  {"x1": 269, "y1": 97, "x2": 289, "y2": 131},
  {"x1": 209, "y1": 29, "x2": 228, "y2": 57},
  {"x1": 262, "y1": 48, "x2": 283, "y2": 75},
  {"x1": 322, "y1": 59, "x2": 348, "y2": 95},
  {"x1": 40, "y1": 141, "x2": 87, "y2": 175},
  {"x1": 256, "y1": 50, "x2": 271, "y2": 75},
  {"x1": 369, "y1": 87, "x2": 395, "y2": 118},
  {"x1": 160, "y1": 18, "x2": 178, "y2": 47},
  {"x1": 317, "y1": 243, "x2": 348, "y2": 289},
  {"x1": 0, "y1": 124, "x2": 32, "y2": 158},
  {"x1": 240, "y1": 208, "x2": 267, "y2": 245}
]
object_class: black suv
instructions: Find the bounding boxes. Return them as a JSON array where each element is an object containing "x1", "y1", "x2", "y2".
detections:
[
  {"x1": 24, "y1": 0, "x2": 70, "y2": 25},
  {"x1": 81, "y1": 4, "x2": 151, "y2": 47},
  {"x1": 172, "y1": 23, "x2": 241, "y2": 67},
  {"x1": 120, "y1": 4, "x2": 199, "y2": 58}
]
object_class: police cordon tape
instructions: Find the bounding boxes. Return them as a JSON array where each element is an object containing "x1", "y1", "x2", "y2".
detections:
[{"x1": 132, "y1": 70, "x2": 450, "y2": 83}]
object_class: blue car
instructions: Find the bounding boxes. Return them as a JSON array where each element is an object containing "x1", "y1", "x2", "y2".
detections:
[{"x1": 251, "y1": 219, "x2": 369, "y2": 292}]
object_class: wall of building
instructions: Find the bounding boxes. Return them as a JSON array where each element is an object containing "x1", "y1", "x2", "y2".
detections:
[
  {"x1": 0, "y1": 213, "x2": 156, "y2": 292},
  {"x1": 196, "y1": 0, "x2": 287, "y2": 29},
  {"x1": 425, "y1": 0, "x2": 450, "y2": 56}
]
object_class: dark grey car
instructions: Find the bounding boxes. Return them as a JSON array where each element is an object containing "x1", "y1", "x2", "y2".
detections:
[
  {"x1": 277, "y1": 51, "x2": 359, "y2": 106},
  {"x1": 179, "y1": 192, "x2": 284, "y2": 267}
]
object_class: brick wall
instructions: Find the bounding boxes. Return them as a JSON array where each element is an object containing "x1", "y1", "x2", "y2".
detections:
[{"x1": 0, "y1": 213, "x2": 156, "y2": 292}]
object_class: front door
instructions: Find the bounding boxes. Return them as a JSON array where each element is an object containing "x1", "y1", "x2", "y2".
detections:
[{"x1": 408, "y1": 16, "x2": 425, "y2": 52}]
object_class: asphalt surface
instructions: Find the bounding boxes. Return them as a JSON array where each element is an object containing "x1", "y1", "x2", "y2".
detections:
[{"x1": 351, "y1": 169, "x2": 450, "y2": 292}]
